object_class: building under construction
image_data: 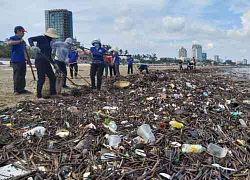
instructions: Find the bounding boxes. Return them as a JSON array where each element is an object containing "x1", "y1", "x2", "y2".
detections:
[{"x1": 45, "y1": 9, "x2": 73, "y2": 42}]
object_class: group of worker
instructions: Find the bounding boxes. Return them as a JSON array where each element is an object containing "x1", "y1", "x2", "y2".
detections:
[
  {"x1": 179, "y1": 57, "x2": 197, "y2": 70},
  {"x1": 8, "y1": 26, "x2": 150, "y2": 100}
]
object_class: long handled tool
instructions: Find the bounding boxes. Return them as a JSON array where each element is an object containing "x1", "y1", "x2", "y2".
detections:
[
  {"x1": 38, "y1": 52, "x2": 84, "y2": 87},
  {"x1": 68, "y1": 64, "x2": 91, "y2": 85},
  {"x1": 23, "y1": 41, "x2": 36, "y2": 81}
]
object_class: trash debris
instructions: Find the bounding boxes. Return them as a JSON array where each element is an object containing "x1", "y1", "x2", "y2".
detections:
[
  {"x1": 171, "y1": 142, "x2": 182, "y2": 148},
  {"x1": 137, "y1": 124, "x2": 155, "y2": 143},
  {"x1": 23, "y1": 126, "x2": 45, "y2": 138},
  {"x1": 0, "y1": 163, "x2": 31, "y2": 180},
  {"x1": 212, "y1": 163, "x2": 236, "y2": 171},
  {"x1": 1, "y1": 69, "x2": 250, "y2": 179},
  {"x1": 101, "y1": 153, "x2": 116, "y2": 160},
  {"x1": 239, "y1": 119, "x2": 248, "y2": 128},
  {"x1": 230, "y1": 111, "x2": 243, "y2": 116},
  {"x1": 67, "y1": 106, "x2": 80, "y2": 114},
  {"x1": 159, "y1": 173, "x2": 171, "y2": 179},
  {"x1": 169, "y1": 121, "x2": 184, "y2": 129},
  {"x1": 56, "y1": 129, "x2": 70, "y2": 138},
  {"x1": 207, "y1": 143, "x2": 228, "y2": 158},
  {"x1": 107, "y1": 135, "x2": 121, "y2": 148},
  {"x1": 182, "y1": 144, "x2": 206, "y2": 153},
  {"x1": 146, "y1": 97, "x2": 154, "y2": 101},
  {"x1": 135, "y1": 149, "x2": 146, "y2": 157},
  {"x1": 108, "y1": 121, "x2": 118, "y2": 132}
]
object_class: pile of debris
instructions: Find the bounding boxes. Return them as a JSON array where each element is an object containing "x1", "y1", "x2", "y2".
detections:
[{"x1": 0, "y1": 69, "x2": 250, "y2": 179}]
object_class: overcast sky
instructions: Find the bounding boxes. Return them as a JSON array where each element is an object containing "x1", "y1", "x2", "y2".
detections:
[{"x1": 1, "y1": 0, "x2": 250, "y2": 60}]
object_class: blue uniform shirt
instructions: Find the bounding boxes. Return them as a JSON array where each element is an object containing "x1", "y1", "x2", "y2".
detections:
[
  {"x1": 140, "y1": 64, "x2": 148, "y2": 70},
  {"x1": 127, "y1": 57, "x2": 134, "y2": 65},
  {"x1": 114, "y1": 52, "x2": 120, "y2": 63},
  {"x1": 68, "y1": 51, "x2": 79, "y2": 64},
  {"x1": 90, "y1": 47, "x2": 106, "y2": 64},
  {"x1": 9, "y1": 35, "x2": 26, "y2": 63}
]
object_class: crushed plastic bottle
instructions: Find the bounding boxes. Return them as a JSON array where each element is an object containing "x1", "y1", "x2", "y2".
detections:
[
  {"x1": 182, "y1": 144, "x2": 206, "y2": 153},
  {"x1": 23, "y1": 126, "x2": 46, "y2": 138},
  {"x1": 169, "y1": 121, "x2": 184, "y2": 129},
  {"x1": 67, "y1": 106, "x2": 80, "y2": 114},
  {"x1": 203, "y1": 92, "x2": 209, "y2": 97},
  {"x1": 239, "y1": 119, "x2": 248, "y2": 128},
  {"x1": 231, "y1": 111, "x2": 243, "y2": 116},
  {"x1": 207, "y1": 143, "x2": 228, "y2": 158},
  {"x1": 108, "y1": 121, "x2": 117, "y2": 131},
  {"x1": 243, "y1": 100, "x2": 250, "y2": 104}
]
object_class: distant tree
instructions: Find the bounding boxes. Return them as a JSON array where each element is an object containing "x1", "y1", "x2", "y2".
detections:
[
  {"x1": 119, "y1": 49, "x2": 123, "y2": 55},
  {"x1": 0, "y1": 45, "x2": 11, "y2": 58}
]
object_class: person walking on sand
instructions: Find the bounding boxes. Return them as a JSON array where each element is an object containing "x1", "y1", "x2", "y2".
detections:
[
  {"x1": 81, "y1": 39, "x2": 107, "y2": 90},
  {"x1": 7, "y1": 26, "x2": 31, "y2": 95},
  {"x1": 28, "y1": 28, "x2": 60, "y2": 99},
  {"x1": 68, "y1": 48, "x2": 79, "y2": 79},
  {"x1": 104, "y1": 49, "x2": 115, "y2": 77},
  {"x1": 192, "y1": 57, "x2": 197, "y2": 70},
  {"x1": 179, "y1": 59, "x2": 184, "y2": 70},
  {"x1": 127, "y1": 55, "x2": 134, "y2": 74},
  {"x1": 113, "y1": 48, "x2": 120, "y2": 76}
]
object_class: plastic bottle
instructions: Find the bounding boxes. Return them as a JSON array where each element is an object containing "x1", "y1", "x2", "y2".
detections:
[
  {"x1": 207, "y1": 143, "x2": 227, "y2": 158},
  {"x1": 23, "y1": 126, "x2": 46, "y2": 138},
  {"x1": 108, "y1": 121, "x2": 117, "y2": 131},
  {"x1": 182, "y1": 144, "x2": 206, "y2": 153},
  {"x1": 239, "y1": 119, "x2": 248, "y2": 128},
  {"x1": 169, "y1": 121, "x2": 184, "y2": 129}
]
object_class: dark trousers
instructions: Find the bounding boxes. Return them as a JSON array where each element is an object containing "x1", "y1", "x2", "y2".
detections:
[
  {"x1": 12, "y1": 62, "x2": 26, "y2": 93},
  {"x1": 35, "y1": 61, "x2": 56, "y2": 98},
  {"x1": 114, "y1": 63, "x2": 120, "y2": 76},
  {"x1": 55, "y1": 60, "x2": 67, "y2": 87},
  {"x1": 128, "y1": 64, "x2": 133, "y2": 74},
  {"x1": 69, "y1": 63, "x2": 78, "y2": 78},
  {"x1": 90, "y1": 63, "x2": 105, "y2": 90},
  {"x1": 104, "y1": 62, "x2": 109, "y2": 77},
  {"x1": 109, "y1": 64, "x2": 115, "y2": 76}
]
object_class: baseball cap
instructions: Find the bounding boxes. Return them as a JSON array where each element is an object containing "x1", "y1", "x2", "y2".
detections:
[{"x1": 14, "y1": 26, "x2": 27, "y2": 33}]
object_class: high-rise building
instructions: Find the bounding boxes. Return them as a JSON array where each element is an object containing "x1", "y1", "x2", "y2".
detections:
[
  {"x1": 202, "y1": 53, "x2": 207, "y2": 61},
  {"x1": 179, "y1": 47, "x2": 187, "y2": 58},
  {"x1": 243, "y1": 59, "x2": 248, "y2": 65},
  {"x1": 192, "y1": 44, "x2": 202, "y2": 60},
  {"x1": 214, "y1": 55, "x2": 219, "y2": 62},
  {"x1": 45, "y1": 9, "x2": 73, "y2": 41}
]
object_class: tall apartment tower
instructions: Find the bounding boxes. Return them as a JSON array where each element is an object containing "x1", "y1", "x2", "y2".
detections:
[
  {"x1": 45, "y1": 9, "x2": 73, "y2": 41},
  {"x1": 179, "y1": 47, "x2": 187, "y2": 58},
  {"x1": 192, "y1": 44, "x2": 202, "y2": 60}
]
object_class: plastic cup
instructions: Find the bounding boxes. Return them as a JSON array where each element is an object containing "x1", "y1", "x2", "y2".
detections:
[
  {"x1": 108, "y1": 135, "x2": 121, "y2": 148},
  {"x1": 137, "y1": 124, "x2": 155, "y2": 143}
]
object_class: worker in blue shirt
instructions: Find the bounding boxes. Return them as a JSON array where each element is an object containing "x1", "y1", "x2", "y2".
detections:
[
  {"x1": 81, "y1": 39, "x2": 106, "y2": 90},
  {"x1": 68, "y1": 49, "x2": 79, "y2": 79},
  {"x1": 28, "y1": 28, "x2": 60, "y2": 99},
  {"x1": 7, "y1": 26, "x2": 31, "y2": 95},
  {"x1": 127, "y1": 55, "x2": 134, "y2": 74},
  {"x1": 138, "y1": 64, "x2": 149, "y2": 74},
  {"x1": 113, "y1": 49, "x2": 120, "y2": 76}
]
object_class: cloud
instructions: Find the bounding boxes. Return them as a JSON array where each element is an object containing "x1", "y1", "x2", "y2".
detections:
[
  {"x1": 240, "y1": 49, "x2": 247, "y2": 53},
  {"x1": 229, "y1": 0, "x2": 250, "y2": 13},
  {"x1": 162, "y1": 16, "x2": 186, "y2": 32},
  {"x1": 204, "y1": 42, "x2": 214, "y2": 50}
]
